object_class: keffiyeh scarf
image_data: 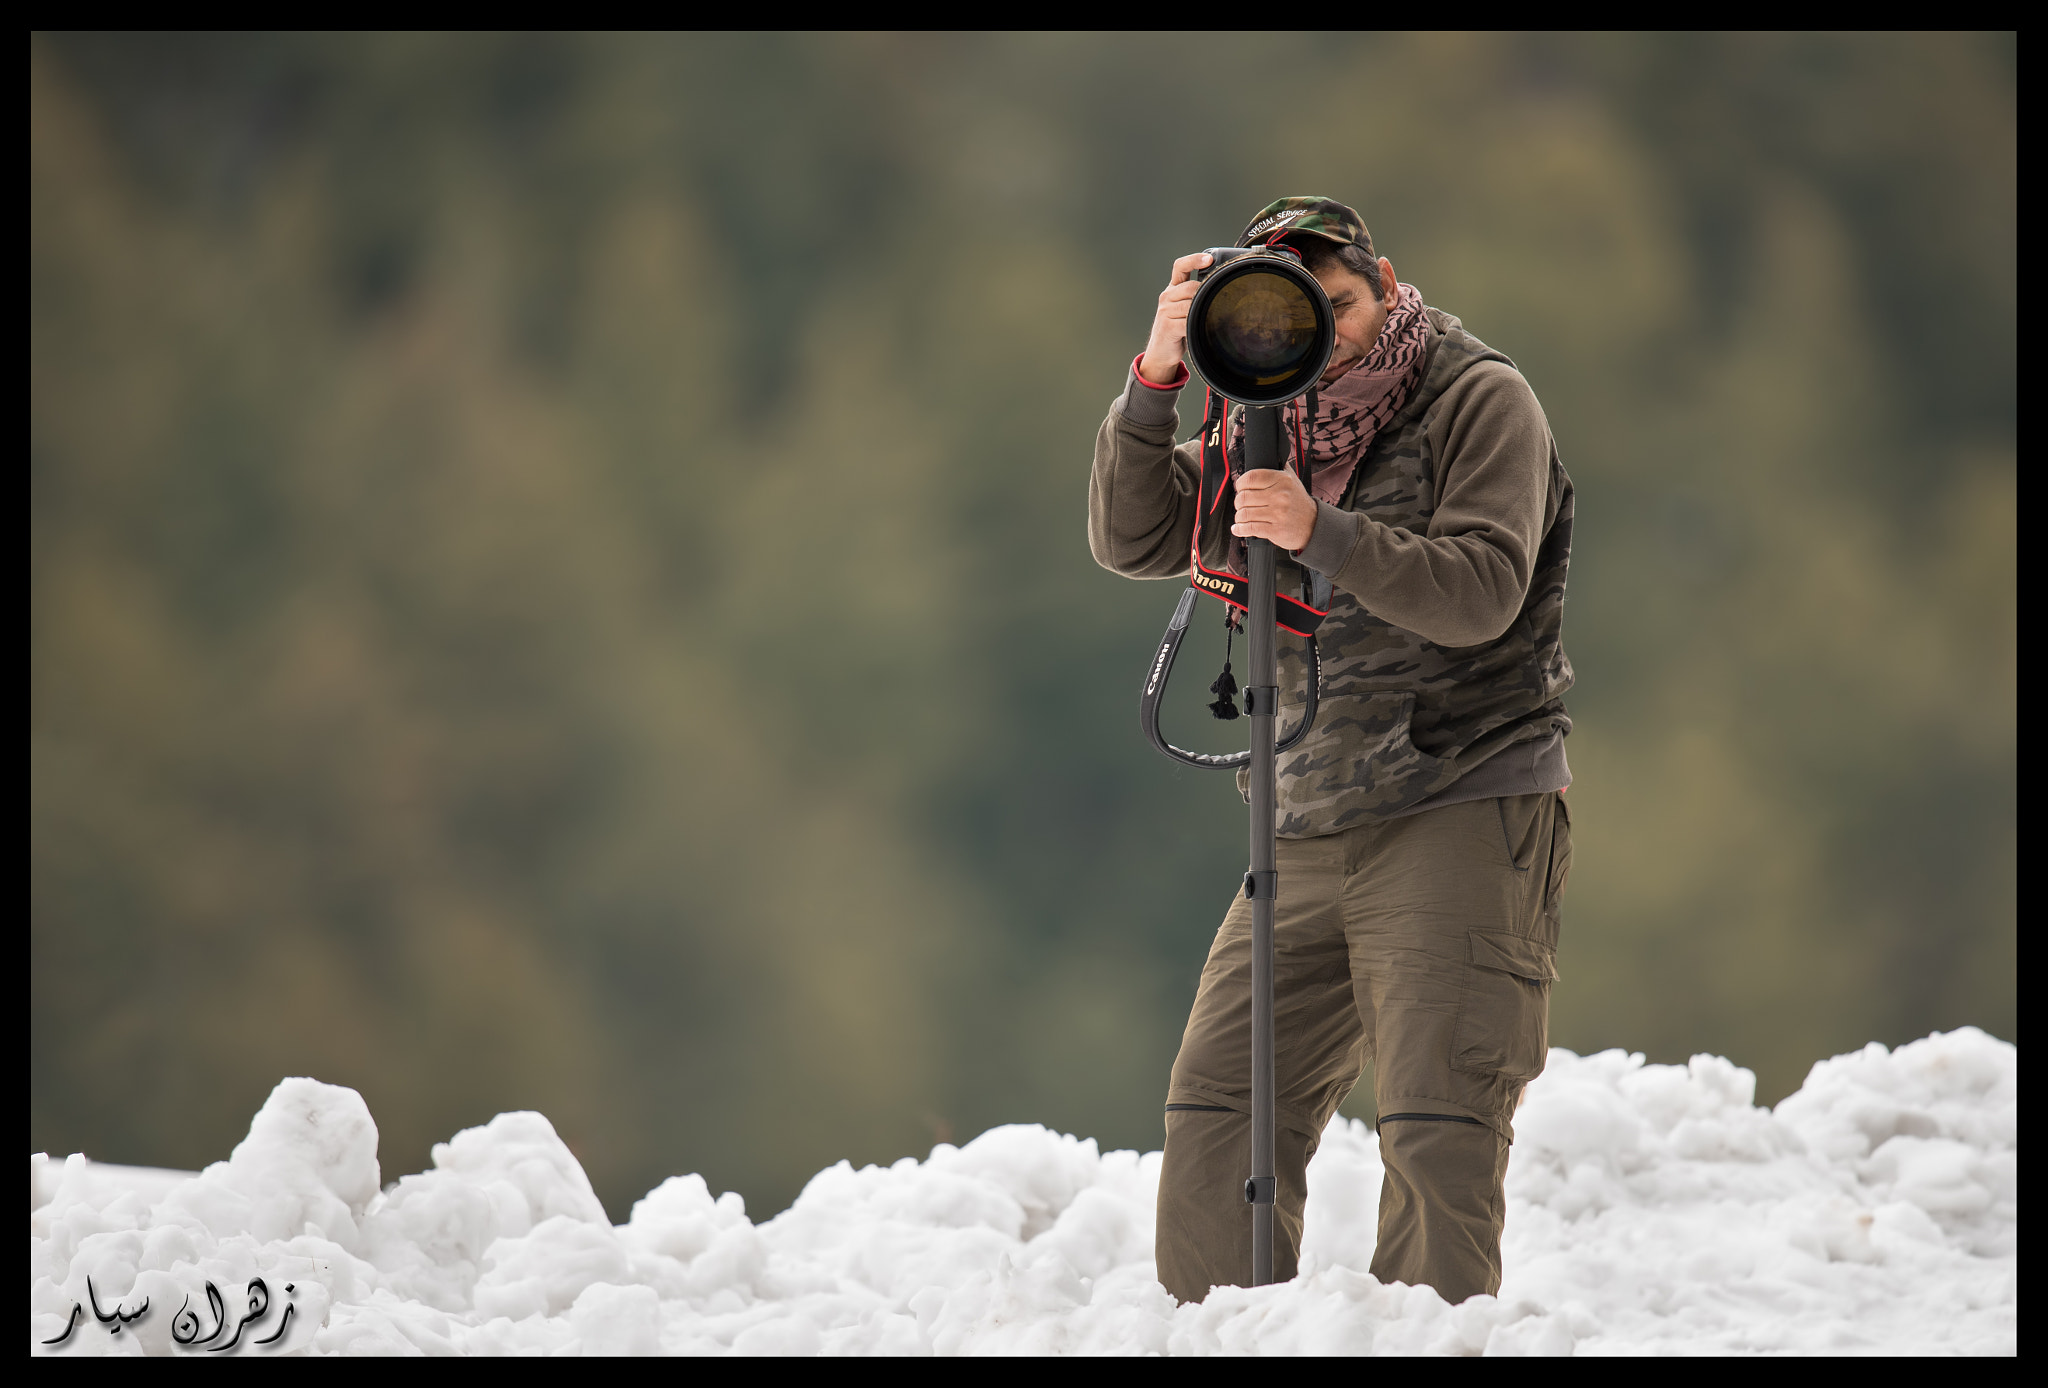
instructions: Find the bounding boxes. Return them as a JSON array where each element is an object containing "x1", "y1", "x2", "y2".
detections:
[{"x1": 1300, "y1": 281, "x2": 1431, "y2": 505}]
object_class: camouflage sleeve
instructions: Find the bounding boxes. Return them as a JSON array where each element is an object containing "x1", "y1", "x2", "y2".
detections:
[
  {"x1": 1301, "y1": 361, "x2": 1555, "y2": 647},
  {"x1": 1087, "y1": 363, "x2": 1213, "y2": 580}
]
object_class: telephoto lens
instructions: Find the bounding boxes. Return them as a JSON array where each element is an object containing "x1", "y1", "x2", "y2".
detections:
[{"x1": 1186, "y1": 247, "x2": 1336, "y2": 406}]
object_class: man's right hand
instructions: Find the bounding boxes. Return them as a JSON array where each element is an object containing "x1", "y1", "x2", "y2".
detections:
[{"x1": 1137, "y1": 252, "x2": 1214, "y2": 385}]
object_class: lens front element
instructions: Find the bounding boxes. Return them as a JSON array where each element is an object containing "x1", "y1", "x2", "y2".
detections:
[
  {"x1": 1203, "y1": 273, "x2": 1318, "y2": 383},
  {"x1": 1186, "y1": 256, "x2": 1335, "y2": 405}
]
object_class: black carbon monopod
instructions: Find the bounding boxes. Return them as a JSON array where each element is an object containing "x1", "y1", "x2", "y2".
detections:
[
  {"x1": 1134, "y1": 402, "x2": 1309, "y2": 1286},
  {"x1": 1238, "y1": 403, "x2": 1284, "y2": 1286},
  {"x1": 1138, "y1": 239, "x2": 1335, "y2": 1289}
]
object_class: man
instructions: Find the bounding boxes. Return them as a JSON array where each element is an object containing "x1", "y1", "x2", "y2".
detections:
[{"x1": 1088, "y1": 197, "x2": 1575, "y2": 1306}]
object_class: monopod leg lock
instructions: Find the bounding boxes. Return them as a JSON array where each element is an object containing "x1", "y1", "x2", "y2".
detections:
[
  {"x1": 1242, "y1": 870, "x2": 1277, "y2": 900},
  {"x1": 1244, "y1": 1176, "x2": 1276, "y2": 1205}
]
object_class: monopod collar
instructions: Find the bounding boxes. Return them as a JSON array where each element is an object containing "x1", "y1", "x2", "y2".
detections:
[{"x1": 1186, "y1": 246, "x2": 1335, "y2": 407}]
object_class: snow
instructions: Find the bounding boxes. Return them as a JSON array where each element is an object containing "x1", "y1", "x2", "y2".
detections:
[{"x1": 31, "y1": 1028, "x2": 2015, "y2": 1355}]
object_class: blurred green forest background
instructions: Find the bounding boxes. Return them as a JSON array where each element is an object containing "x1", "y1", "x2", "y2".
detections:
[{"x1": 31, "y1": 32, "x2": 2014, "y2": 1220}]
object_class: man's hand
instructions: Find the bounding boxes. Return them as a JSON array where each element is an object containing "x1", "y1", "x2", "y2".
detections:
[
  {"x1": 1137, "y1": 252, "x2": 1213, "y2": 385},
  {"x1": 1232, "y1": 468, "x2": 1318, "y2": 551}
]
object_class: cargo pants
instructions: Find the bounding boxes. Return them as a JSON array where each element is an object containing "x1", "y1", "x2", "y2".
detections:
[{"x1": 1155, "y1": 791, "x2": 1571, "y2": 1305}]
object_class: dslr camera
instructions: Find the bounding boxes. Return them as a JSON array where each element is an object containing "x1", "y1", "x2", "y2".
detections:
[{"x1": 1186, "y1": 244, "x2": 1336, "y2": 406}]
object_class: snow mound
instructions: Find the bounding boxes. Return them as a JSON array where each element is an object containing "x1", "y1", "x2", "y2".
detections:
[{"x1": 31, "y1": 1029, "x2": 2015, "y2": 1355}]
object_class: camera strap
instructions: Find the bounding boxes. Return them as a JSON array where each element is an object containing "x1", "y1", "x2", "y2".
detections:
[
  {"x1": 1141, "y1": 387, "x2": 1326, "y2": 760},
  {"x1": 1187, "y1": 387, "x2": 1329, "y2": 638}
]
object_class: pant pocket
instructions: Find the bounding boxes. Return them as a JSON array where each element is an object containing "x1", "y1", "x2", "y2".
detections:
[
  {"x1": 1449, "y1": 930, "x2": 1558, "y2": 1084},
  {"x1": 1496, "y1": 793, "x2": 1550, "y2": 871},
  {"x1": 1544, "y1": 794, "x2": 1574, "y2": 916}
]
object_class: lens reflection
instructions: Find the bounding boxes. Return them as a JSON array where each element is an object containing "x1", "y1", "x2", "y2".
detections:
[{"x1": 1200, "y1": 271, "x2": 1319, "y2": 385}]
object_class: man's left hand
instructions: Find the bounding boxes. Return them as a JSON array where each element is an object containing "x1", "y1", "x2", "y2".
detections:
[{"x1": 1231, "y1": 468, "x2": 1318, "y2": 551}]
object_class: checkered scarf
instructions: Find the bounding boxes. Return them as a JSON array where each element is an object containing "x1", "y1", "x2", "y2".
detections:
[{"x1": 1302, "y1": 282, "x2": 1430, "y2": 504}]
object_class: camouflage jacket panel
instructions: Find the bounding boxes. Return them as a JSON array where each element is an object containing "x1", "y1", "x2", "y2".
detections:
[{"x1": 1249, "y1": 309, "x2": 1575, "y2": 836}]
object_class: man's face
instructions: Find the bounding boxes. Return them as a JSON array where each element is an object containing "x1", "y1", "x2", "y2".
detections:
[{"x1": 1310, "y1": 257, "x2": 1397, "y2": 383}]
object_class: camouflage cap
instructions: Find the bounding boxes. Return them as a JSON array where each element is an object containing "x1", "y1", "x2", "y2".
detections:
[{"x1": 1237, "y1": 196, "x2": 1371, "y2": 250}]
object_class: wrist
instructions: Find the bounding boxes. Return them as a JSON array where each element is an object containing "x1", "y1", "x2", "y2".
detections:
[
  {"x1": 1295, "y1": 500, "x2": 1359, "y2": 577},
  {"x1": 1117, "y1": 353, "x2": 1185, "y2": 428},
  {"x1": 1292, "y1": 507, "x2": 1317, "y2": 554},
  {"x1": 1135, "y1": 349, "x2": 1188, "y2": 388}
]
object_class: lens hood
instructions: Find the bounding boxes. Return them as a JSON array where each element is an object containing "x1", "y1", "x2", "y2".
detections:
[{"x1": 1186, "y1": 248, "x2": 1335, "y2": 406}]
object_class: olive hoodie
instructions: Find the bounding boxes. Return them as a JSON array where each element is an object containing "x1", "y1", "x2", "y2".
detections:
[{"x1": 1089, "y1": 308, "x2": 1574, "y2": 836}]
